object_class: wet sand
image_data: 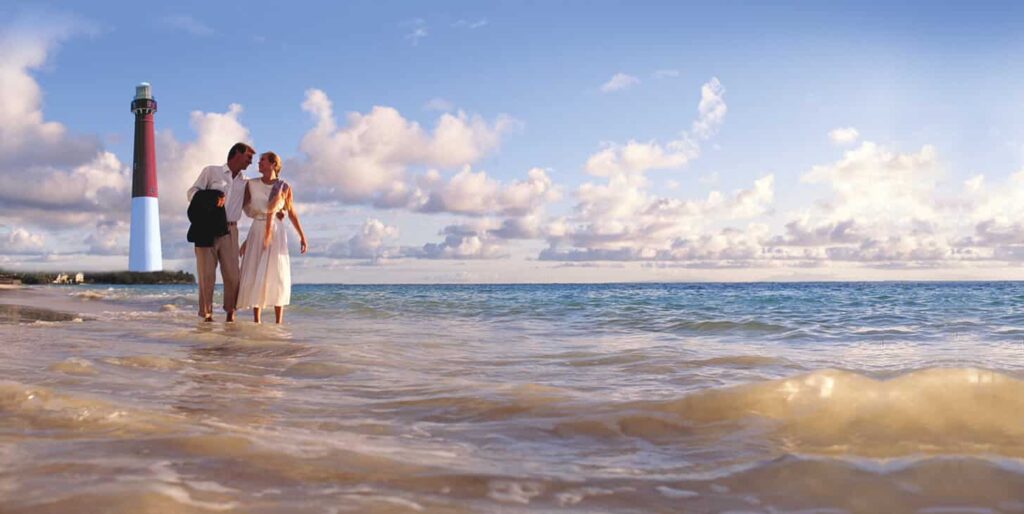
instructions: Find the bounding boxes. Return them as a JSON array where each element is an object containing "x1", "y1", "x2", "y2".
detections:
[
  {"x1": 3, "y1": 283, "x2": 1024, "y2": 512},
  {"x1": 0, "y1": 303, "x2": 82, "y2": 324}
]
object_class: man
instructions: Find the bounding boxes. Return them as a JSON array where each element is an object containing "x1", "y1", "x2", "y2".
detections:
[{"x1": 187, "y1": 142, "x2": 254, "y2": 322}]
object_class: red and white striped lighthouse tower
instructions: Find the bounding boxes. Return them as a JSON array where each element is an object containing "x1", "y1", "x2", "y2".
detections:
[{"x1": 128, "y1": 82, "x2": 163, "y2": 271}]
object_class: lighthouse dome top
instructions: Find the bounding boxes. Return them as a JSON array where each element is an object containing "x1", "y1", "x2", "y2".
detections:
[{"x1": 134, "y1": 83, "x2": 152, "y2": 100}]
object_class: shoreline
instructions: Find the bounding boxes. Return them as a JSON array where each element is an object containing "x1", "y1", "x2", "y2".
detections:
[{"x1": 0, "y1": 285, "x2": 137, "y2": 321}]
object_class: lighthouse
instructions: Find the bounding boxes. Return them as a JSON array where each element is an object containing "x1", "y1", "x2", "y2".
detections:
[{"x1": 128, "y1": 82, "x2": 163, "y2": 271}]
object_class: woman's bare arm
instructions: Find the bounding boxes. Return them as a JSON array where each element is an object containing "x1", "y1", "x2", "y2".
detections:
[{"x1": 286, "y1": 188, "x2": 307, "y2": 254}]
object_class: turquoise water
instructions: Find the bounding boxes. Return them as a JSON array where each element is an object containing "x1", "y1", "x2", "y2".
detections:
[{"x1": 3, "y1": 282, "x2": 1024, "y2": 512}]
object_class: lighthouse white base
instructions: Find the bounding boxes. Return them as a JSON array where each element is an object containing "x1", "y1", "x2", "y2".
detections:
[{"x1": 128, "y1": 196, "x2": 163, "y2": 272}]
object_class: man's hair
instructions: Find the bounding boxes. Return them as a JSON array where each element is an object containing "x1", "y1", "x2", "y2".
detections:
[{"x1": 227, "y1": 142, "x2": 255, "y2": 162}]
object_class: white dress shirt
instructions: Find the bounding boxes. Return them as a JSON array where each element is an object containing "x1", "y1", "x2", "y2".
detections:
[{"x1": 186, "y1": 164, "x2": 248, "y2": 223}]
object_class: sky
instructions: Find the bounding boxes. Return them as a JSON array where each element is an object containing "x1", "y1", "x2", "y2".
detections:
[{"x1": 5, "y1": 0, "x2": 1024, "y2": 283}]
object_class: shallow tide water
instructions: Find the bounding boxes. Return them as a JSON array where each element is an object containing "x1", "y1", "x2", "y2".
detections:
[{"x1": 2, "y1": 282, "x2": 1024, "y2": 513}]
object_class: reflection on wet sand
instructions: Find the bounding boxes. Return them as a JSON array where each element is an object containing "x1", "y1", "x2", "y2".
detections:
[
  {"x1": 173, "y1": 323, "x2": 310, "y2": 427},
  {"x1": 0, "y1": 303, "x2": 82, "y2": 324}
]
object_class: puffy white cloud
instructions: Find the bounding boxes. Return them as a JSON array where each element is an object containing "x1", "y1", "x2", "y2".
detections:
[
  {"x1": 4, "y1": 227, "x2": 45, "y2": 254},
  {"x1": 312, "y1": 217, "x2": 511, "y2": 262},
  {"x1": 0, "y1": 15, "x2": 97, "y2": 167},
  {"x1": 418, "y1": 167, "x2": 497, "y2": 214},
  {"x1": 431, "y1": 111, "x2": 514, "y2": 166},
  {"x1": 822, "y1": 234, "x2": 952, "y2": 262},
  {"x1": 770, "y1": 218, "x2": 863, "y2": 247},
  {"x1": 662, "y1": 225, "x2": 769, "y2": 261},
  {"x1": 766, "y1": 141, "x2": 980, "y2": 265},
  {"x1": 322, "y1": 218, "x2": 400, "y2": 261},
  {"x1": 584, "y1": 139, "x2": 698, "y2": 177},
  {"x1": 490, "y1": 213, "x2": 546, "y2": 239},
  {"x1": 950, "y1": 170, "x2": 1024, "y2": 259},
  {"x1": 288, "y1": 89, "x2": 553, "y2": 248},
  {"x1": 412, "y1": 224, "x2": 506, "y2": 259},
  {"x1": 545, "y1": 78, "x2": 759, "y2": 262},
  {"x1": 963, "y1": 171, "x2": 1024, "y2": 229},
  {"x1": 727, "y1": 174, "x2": 775, "y2": 219},
  {"x1": 295, "y1": 89, "x2": 514, "y2": 205},
  {"x1": 600, "y1": 73, "x2": 640, "y2": 93},
  {"x1": 690, "y1": 77, "x2": 726, "y2": 139},
  {"x1": 801, "y1": 142, "x2": 941, "y2": 226},
  {"x1": 83, "y1": 220, "x2": 127, "y2": 255},
  {"x1": 418, "y1": 166, "x2": 559, "y2": 216},
  {"x1": 0, "y1": 17, "x2": 131, "y2": 230},
  {"x1": 542, "y1": 225, "x2": 773, "y2": 263},
  {"x1": 584, "y1": 78, "x2": 725, "y2": 178},
  {"x1": 828, "y1": 127, "x2": 860, "y2": 145},
  {"x1": 543, "y1": 174, "x2": 775, "y2": 261},
  {"x1": 575, "y1": 173, "x2": 652, "y2": 228},
  {"x1": 962, "y1": 219, "x2": 1024, "y2": 247},
  {"x1": 2, "y1": 151, "x2": 130, "y2": 216},
  {"x1": 349, "y1": 218, "x2": 399, "y2": 258},
  {"x1": 496, "y1": 168, "x2": 560, "y2": 215},
  {"x1": 543, "y1": 79, "x2": 1007, "y2": 269}
]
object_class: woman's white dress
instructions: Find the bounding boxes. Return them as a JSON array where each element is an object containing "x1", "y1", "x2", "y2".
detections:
[{"x1": 237, "y1": 179, "x2": 291, "y2": 309}]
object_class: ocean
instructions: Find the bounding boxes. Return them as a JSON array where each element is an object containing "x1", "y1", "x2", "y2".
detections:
[{"x1": 3, "y1": 282, "x2": 1024, "y2": 513}]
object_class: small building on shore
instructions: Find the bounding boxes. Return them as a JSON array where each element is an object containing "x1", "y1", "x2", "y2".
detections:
[{"x1": 50, "y1": 273, "x2": 85, "y2": 285}]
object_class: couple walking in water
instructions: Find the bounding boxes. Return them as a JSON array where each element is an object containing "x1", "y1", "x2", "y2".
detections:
[{"x1": 186, "y1": 143, "x2": 308, "y2": 324}]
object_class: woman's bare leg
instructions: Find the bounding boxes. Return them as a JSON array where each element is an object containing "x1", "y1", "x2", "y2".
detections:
[
  {"x1": 253, "y1": 307, "x2": 261, "y2": 324},
  {"x1": 275, "y1": 306, "x2": 284, "y2": 324}
]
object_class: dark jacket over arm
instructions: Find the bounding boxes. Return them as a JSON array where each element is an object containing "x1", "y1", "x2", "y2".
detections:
[{"x1": 187, "y1": 190, "x2": 229, "y2": 247}]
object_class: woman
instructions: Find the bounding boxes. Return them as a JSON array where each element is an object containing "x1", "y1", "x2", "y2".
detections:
[{"x1": 237, "y1": 151, "x2": 307, "y2": 324}]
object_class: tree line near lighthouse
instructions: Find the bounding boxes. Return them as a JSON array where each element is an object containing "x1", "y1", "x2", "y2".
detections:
[{"x1": 0, "y1": 270, "x2": 194, "y2": 285}]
